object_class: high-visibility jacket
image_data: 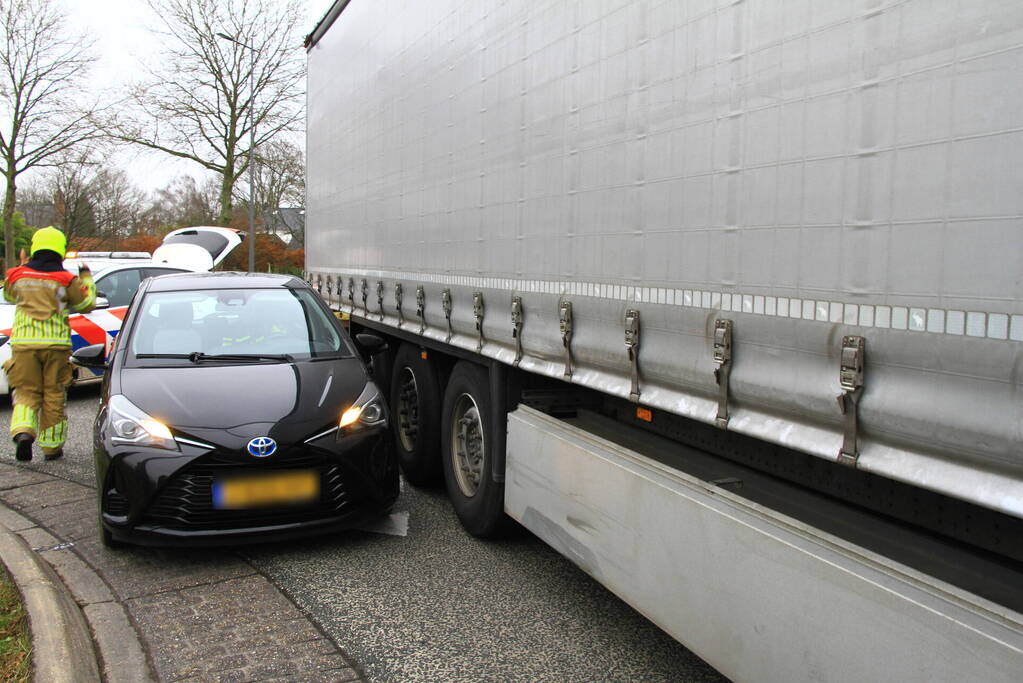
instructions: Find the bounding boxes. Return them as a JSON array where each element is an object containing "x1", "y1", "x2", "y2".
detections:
[{"x1": 3, "y1": 266, "x2": 96, "y2": 347}]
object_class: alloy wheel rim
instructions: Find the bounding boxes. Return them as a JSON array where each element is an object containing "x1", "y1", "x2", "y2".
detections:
[
  {"x1": 396, "y1": 367, "x2": 420, "y2": 452},
  {"x1": 450, "y1": 392, "x2": 484, "y2": 497}
]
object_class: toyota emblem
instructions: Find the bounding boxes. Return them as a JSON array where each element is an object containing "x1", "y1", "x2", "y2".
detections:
[{"x1": 247, "y1": 437, "x2": 277, "y2": 457}]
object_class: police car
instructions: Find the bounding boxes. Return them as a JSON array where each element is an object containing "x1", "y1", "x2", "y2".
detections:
[{"x1": 0, "y1": 227, "x2": 242, "y2": 394}]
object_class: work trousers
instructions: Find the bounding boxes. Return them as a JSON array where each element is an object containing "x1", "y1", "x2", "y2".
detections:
[{"x1": 4, "y1": 346, "x2": 73, "y2": 454}]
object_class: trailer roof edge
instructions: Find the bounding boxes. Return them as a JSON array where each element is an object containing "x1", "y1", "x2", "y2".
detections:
[{"x1": 305, "y1": 0, "x2": 352, "y2": 50}]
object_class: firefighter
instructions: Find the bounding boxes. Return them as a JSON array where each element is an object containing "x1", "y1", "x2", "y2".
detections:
[{"x1": 3, "y1": 227, "x2": 96, "y2": 461}]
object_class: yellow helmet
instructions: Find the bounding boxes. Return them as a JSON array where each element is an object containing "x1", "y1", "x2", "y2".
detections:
[{"x1": 30, "y1": 226, "x2": 67, "y2": 258}]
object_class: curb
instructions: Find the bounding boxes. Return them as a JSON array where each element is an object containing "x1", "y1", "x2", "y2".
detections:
[
  {"x1": 0, "y1": 518, "x2": 100, "y2": 682},
  {"x1": 0, "y1": 504, "x2": 156, "y2": 683}
]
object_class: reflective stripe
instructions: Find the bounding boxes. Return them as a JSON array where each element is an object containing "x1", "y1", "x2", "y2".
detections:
[
  {"x1": 70, "y1": 277, "x2": 96, "y2": 312},
  {"x1": 11, "y1": 307, "x2": 71, "y2": 346},
  {"x1": 10, "y1": 339, "x2": 72, "y2": 345},
  {"x1": 10, "y1": 405, "x2": 38, "y2": 435},
  {"x1": 37, "y1": 420, "x2": 67, "y2": 448},
  {"x1": 5, "y1": 269, "x2": 95, "y2": 344},
  {"x1": 70, "y1": 316, "x2": 106, "y2": 345}
]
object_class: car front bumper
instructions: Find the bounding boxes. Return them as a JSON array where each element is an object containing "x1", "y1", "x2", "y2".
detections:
[{"x1": 96, "y1": 426, "x2": 399, "y2": 547}]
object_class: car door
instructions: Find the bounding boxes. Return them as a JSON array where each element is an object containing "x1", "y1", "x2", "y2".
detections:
[
  {"x1": 69, "y1": 267, "x2": 149, "y2": 380},
  {"x1": 95, "y1": 267, "x2": 144, "y2": 308}
]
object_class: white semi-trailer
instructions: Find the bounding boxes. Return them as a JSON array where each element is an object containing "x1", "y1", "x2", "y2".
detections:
[{"x1": 305, "y1": 1, "x2": 1023, "y2": 680}]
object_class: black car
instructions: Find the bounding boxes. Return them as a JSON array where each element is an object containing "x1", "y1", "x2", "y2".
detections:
[{"x1": 74, "y1": 272, "x2": 398, "y2": 547}]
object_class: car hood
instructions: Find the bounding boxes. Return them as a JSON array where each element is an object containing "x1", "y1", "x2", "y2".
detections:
[{"x1": 119, "y1": 357, "x2": 369, "y2": 447}]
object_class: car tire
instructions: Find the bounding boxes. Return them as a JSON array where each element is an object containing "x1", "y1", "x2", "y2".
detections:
[
  {"x1": 389, "y1": 343, "x2": 443, "y2": 487},
  {"x1": 441, "y1": 361, "x2": 506, "y2": 538}
]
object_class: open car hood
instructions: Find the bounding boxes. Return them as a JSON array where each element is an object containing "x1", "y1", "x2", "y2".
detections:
[{"x1": 151, "y1": 227, "x2": 242, "y2": 272}]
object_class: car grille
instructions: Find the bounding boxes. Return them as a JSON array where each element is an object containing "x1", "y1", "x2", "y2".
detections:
[
  {"x1": 104, "y1": 489, "x2": 129, "y2": 517},
  {"x1": 141, "y1": 451, "x2": 350, "y2": 531}
]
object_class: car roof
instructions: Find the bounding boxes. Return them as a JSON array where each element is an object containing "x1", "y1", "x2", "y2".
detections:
[
  {"x1": 145, "y1": 271, "x2": 304, "y2": 292},
  {"x1": 64, "y1": 258, "x2": 190, "y2": 275}
]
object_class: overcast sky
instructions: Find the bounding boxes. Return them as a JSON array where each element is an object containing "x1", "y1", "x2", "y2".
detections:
[{"x1": 53, "y1": 0, "x2": 336, "y2": 194}]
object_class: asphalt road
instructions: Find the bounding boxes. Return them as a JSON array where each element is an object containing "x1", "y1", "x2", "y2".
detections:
[{"x1": 14, "y1": 387, "x2": 724, "y2": 683}]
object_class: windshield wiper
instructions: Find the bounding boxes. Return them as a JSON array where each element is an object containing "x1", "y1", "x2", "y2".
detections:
[
  {"x1": 186, "y1": 352, "x2": 293, "y2": 363},
  {"x1": 135, "y1": 352, "x2": 293, "y2": 363}
]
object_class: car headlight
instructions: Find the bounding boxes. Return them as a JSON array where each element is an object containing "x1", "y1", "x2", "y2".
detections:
[
  {"x1": 338, "y1": 382, "x2": 387, "y2": 433},
  {"x1": 106, "y1": 394, "x2": 179, "y2": 451}
]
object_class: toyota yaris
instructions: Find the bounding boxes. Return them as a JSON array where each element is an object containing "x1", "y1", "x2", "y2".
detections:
[{"x1": 74, "y1": 272, "x2": 398, "y2": 547}]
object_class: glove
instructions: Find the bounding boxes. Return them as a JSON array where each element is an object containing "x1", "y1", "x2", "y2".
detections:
[{"x1": 78, "y1": 263, "x2": 91, "y2": 276}]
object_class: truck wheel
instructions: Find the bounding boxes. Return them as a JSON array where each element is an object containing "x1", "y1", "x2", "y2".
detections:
[
  {"x1": 389, "y1": 343, "x2": 443, "y2": 486},
  {"x1": 441, "y1": 361, "x2": 505, "y2": 538}
]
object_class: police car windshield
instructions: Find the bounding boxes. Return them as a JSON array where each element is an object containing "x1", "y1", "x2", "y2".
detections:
[{"x1": 129, "y1": 288, "x2": 350, "y2": 361}]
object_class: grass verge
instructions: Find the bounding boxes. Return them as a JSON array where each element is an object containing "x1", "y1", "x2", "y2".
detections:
[{"x1": 0, "y1": 566, "x2": 31, "y2": 682}]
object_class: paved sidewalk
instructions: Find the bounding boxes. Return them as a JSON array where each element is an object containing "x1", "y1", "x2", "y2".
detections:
[{"x1": 0, "y1": 461, "x2": 366, "y2": 682}]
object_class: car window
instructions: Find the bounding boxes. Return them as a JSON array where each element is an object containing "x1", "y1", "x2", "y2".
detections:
[
  {"x1": 128, "y1": 288, "x2": 350, "y2": 360},
  {"x1": 96, "y1": 268, "x2": 144, "y2": 307}
]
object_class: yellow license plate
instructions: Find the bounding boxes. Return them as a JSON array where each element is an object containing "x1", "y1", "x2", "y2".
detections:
[{"x1": 212, "y1": 470, "x2": 319, "y2": 509}]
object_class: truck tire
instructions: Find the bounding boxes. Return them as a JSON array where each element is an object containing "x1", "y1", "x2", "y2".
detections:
[
  {"x1": 389, "y1": 343, "x2": 443, "y2": 486},
  {"x1": 441, "y1": 361, "x2": 505, "y2": 538}
]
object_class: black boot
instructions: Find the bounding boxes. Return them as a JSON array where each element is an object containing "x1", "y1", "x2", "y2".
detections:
[
  {"x1": 44, "y1": 448, "x2": 64, "y2": 461},
  {"x1": 14, "y1": 433, "x2": 33, "y2": 462}
]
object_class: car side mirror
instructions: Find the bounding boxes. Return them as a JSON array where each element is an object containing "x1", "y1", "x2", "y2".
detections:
[
  {"x1": 355, "y1": 333, "x2": 388, "y2": 355},
  {"x1": 72, "y1": 343, "x2": 107, "y2": 368},
  {"x1": 94, "y1": 296, "x2": 110, "y2": 310}
]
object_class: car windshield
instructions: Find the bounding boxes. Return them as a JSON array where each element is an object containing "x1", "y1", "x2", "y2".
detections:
[{"x1": 128, "y1": 287, "x2": 350, "y2": 361}]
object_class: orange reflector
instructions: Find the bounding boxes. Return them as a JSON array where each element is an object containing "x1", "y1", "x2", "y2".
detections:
[
  {"x1": 421, "y1": 350, "x2": 428, "y2": 360},
  {"x1": 636, "y1": 407, "x2": 653, "y2": 422}
]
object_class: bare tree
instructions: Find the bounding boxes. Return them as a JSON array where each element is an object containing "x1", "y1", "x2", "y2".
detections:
[
  {"x1": 48, "y1": 153, "x2": 100, "y2": 243},
  {"x1": 21, "y1": 157, "x2": 145, "y2": 246},
  {"x1": 0, "y1": 0, "x2": 103, "y2": 269},
  {"x1": 90, "y1": 168, "x2": 146, "y2": 237},
  {"x1": 234, "y1": 139, "x2": 304, "y2": 242},
  {"x1": 114, "y1": 0, "x2": 305, "y2": 227},
  {"x1": 15, "y1": 183, "x2": 56, "y2": 229},
  {"x1": 142, "y1": 175, "x2": 220, "y2": 230}
]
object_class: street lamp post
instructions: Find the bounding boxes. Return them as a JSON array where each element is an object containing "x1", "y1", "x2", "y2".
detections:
[{"x1": 217, "y1": 32, "x2": 257, "y2": 273}]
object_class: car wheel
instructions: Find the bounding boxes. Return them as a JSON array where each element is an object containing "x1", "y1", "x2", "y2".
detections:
[
  {"x1": 389, "y1": 343, "x2": 443, "y2": 486},
  {"x1": 441, "y1": 361, "x2": 506, "y2": 538}
]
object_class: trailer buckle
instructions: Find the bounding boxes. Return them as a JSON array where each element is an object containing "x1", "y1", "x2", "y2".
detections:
[
  {"x1": 625, "y1": 309, "x2": 641, "y2": 402},
  {"x1": 837, "y1": 335, "x2": 866, "y2": 466},
  {"x1": 394, "y1": 283, "x2": 404, "y2": 328},
  {"x1": 442, "y1": 289, "x2": 453, "y2": 343},
  {"x1": 416, "y1": 286, "x2": 426, "y2": 334},
  {"x1": 713, "y1": 319, "x2": 733, "y2": 428},
  {"x1": 511, "y1": 296, "x2": 524, "y2": 366},
  {"x1": 473, "y1": 292, "x2": 485, "y2": 352},
  {"x1": 559, "y1": 301, "x2": 573, "y2": 379}
]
